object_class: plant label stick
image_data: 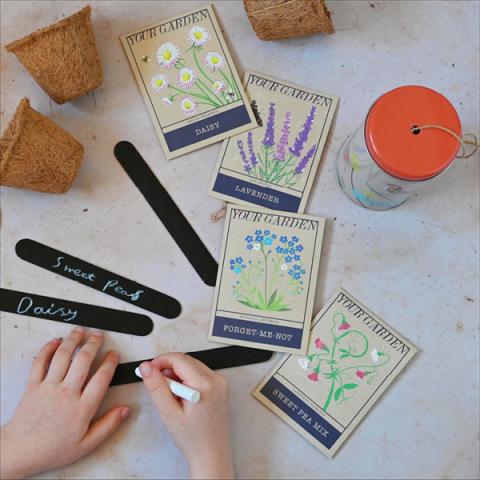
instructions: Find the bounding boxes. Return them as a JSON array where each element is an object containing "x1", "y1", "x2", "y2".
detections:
[
  {"x1": 109, "y1": 346, "x2": 274, "y2": 386},
  {"x1": 134, "y1": 367, "x2": 201, "y2": 403},
  {"x1": 119, "y1": 5, "x2": 257, "y2": 160},
  {"x1": 253, "y1": 288, "x2": 417, "y2": 458},
  {"x1": 208, "y1": 204, "x2": 325, "y2": 354},
  {"x1": 209, "y1": 71, "x2": 339, "y2": 213},
  {"x1": 114, "y1": 141, "x2": 218, "y2": 287},
  {"x1": 16, "y1": 239, "x2": 181, "y2": 318},
  {"x1": 0, "y1": 288, "x2": 154, "y2": 336}
]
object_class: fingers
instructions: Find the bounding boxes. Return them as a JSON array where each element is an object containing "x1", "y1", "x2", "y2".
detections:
[
  {"x1": 82, "y1": 350, "x2": 120, "y2": 413},
  {"x1": 28, "y1": 338, "x2": 61, "y2": 385},
  {"x1": 63, "y1": 331, "x2": 104, "y2": 391},
  {"x1": 150, "y1": 353, "x2": 213, "y2": 382},
  {"x1": 80, "y1": 406, "x2": 130, "y2": 454},
  {"x1": 140, "y1": 361, "x2": 182, "y2": 417},
  {"x1": 45, "y1": 326, "x2": 85, "y2": 382}
]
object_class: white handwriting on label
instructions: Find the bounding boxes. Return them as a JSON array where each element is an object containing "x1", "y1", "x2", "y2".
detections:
[
  {"x1": 102, "y1": 280, "x2": 144, "y2": 302},
  {"x1": 16, "y1": 296, "x2": 78, "y2": 322},
  {"x1": 195, "y1": 121, "x2": 219, "y2": 136},
  {"x1": 52, "y1": 256, "x2": 96, "y2": 282}
]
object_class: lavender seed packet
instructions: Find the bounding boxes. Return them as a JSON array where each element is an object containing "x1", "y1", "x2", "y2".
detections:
[{"x1": 208, "y1": 71, "x2": 339, "y2": 213}]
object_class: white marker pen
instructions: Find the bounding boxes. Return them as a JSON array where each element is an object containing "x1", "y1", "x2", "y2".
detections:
[{"x1": 135, "y1": 367, "x2": 200, "y2": 403}]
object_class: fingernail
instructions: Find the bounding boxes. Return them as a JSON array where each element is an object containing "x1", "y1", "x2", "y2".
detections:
[
  {"x1": 51, "y1": 338, "x2": 61, "y2": 343},
  {"x1": 74, "y1": 326, "x2": 84, "y2": 332},
  {"x1": 91, "y1": 330, "x2": 103, "y2": 337},
  {"x1": 110, "y1": 349, "x2": 119, "y2": 357},
  {"x1": 140, "y1": 362, "x2": 152, "y2": 377},
  {"x1": 120, "y1": 407, "x2": 130, "y2": 420}
]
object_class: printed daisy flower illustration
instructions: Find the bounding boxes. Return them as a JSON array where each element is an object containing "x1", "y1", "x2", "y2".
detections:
[
  {"x1": 280, "y1": 264, "x2": 288, "y2": 271},
  {"x1": 162, "y1": 97, "x2": 173, "y2": 107},
  {"x1": 205, "y1": 51, "x2": 225, "y2": 71},
  {"x1": 156, "y1": 42, "x2": 180, "y2": 69},
  {"x1": 180, "y1": 97, "x2": 196, "y2": 115},
  {"x1": 189, "y1": 26, "x2": 210, "y2": 46},
  {"x1": 298, "y1": 357, "x2": 310, "y2": 370},
  {"x1": 150, "y1": 74, "x2": 169, "y2": 93},
  {"x1": 371, "y1": 349, "x2": 380, "y2": 362},
  {"x1": 213, "y1": 80, "x2": 225, "y2": 93},
  {"x1": 178, "y1": 67, "x2": 197, "y2": 89}
]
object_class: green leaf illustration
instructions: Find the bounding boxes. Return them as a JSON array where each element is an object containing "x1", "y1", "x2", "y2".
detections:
[
  {"x1": 343, "y1": 383, "x2": 359, "y2": 390},
  {"x1": 267, "y1": 290, "x2": 277, "y2": 308},
  {"x1": 334, "y1": 386, "x2": 343, "y2": 402}
]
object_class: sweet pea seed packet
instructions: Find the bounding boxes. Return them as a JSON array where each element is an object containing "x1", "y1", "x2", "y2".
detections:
[
  {"x1": 253, "y1": 288, "x2": 417, "y2": 457},
  {"x1": 208, "y1": 71, "x2": 339, "y2": 212},
  {"x1": 120, "y1": 5, "x2": 256, "y2": 159},
  {"x1": 208, "y1": 204, "x2": 325, "y2": 354}
]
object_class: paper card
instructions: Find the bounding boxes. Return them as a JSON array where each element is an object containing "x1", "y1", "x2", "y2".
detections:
[
  {"x1": 208, "y1": 204, "x2": 325, "y2": 354},
  {"x1": 208, "y1": 71, "x2": 339, "y2": 213},
  {"x1": 120, "y1": 5, "x2": 257, "y2": 159},
  {"x1": 253, "y1": 288, "x2": 417, "y2": 457}
]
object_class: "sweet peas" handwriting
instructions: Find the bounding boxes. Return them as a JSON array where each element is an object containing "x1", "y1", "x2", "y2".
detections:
[{"x1": 52, "y1": 256, "x2": 144, "y2": 302}]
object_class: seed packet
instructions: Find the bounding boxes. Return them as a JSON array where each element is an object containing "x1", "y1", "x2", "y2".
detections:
[
  {"x1": 253, "y1": 288, "x2": 417, "y2": 457},
  {"x1": 120, "y1": 5, "x2": 257, "y2": 159},
  {"x1": 208, "y1": 204, "x2": 325, "y2": 354},
  {"x1": 208, "y1": 71, "x2": 339, "y2": 212}
]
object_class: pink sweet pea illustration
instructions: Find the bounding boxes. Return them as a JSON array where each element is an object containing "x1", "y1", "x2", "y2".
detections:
[
  {"x1": 314, "y1": 338, "x2": 328, "y2": 351},
  {"x1": 304, "y1": 312, "x2": 391, "y2": 412},
  {"x1": 338, "y1": 319, "x2": 351, "y2": 331}
]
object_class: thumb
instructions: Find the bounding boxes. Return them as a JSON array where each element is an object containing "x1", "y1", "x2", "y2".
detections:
[
  {"x1": 81, "y1": 406, "x2": 130, "y2": 453},
  {"x1": 139, "y1": 362, "x2": 182, "y2": 419}
]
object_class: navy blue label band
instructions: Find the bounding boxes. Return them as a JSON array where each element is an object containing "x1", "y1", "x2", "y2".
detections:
[
  {"x1": 213, "y1": 173, "x2": 301, "y2": 212},
  {"x1": 212, "y1": 316, "x2": 303, "y2": 348},
  {"x1": 260, "y1": 376, "x2": 341, "y2": 449},
  {"x1": 164, "y1": 105, "x2": 251, "y2": 151}
]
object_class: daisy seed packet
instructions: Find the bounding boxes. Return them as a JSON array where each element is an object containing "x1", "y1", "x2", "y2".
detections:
[
  {"x1": 208, "y1": 204, "x2": 325, "y2": 354},
  {"x1": 253, "y1": 288, "x2": 417, "y2": 457},
  {"x1": 208, "y1": 71, "x2": 339, "y2": 212},
  {"x1": 120, "y1": 5, "x2": 256, "y2": 159}
]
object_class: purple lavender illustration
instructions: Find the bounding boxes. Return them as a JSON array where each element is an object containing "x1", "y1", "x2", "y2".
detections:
[
  {"x1": 237, "y1": 139, "x2": 251, "y2": 172},
  {"x1": 289, "y1": 106, "x2": 317, "y2": 157},
  {"x1": 295, "y1": 145, "x2": 316, "y2": 174},
  {"x1": 275, "y1": 111, "x2": 291, "y2": 161},
  {"x1": 247, "y1": 131, "x2": 258, "y2": 168},
  {"x1": 237, "y1": 102, "x2": 318, "y2": 189},
  {"x1": 262, "y1": 102, "x2": 276, "y2": 147}
]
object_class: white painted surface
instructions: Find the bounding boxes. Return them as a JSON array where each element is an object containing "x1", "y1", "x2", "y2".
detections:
[{"x1": 1, "y1": 1, "x2": 479, "y2": 478}]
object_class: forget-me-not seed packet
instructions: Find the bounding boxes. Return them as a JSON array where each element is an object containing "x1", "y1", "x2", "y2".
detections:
[
  {"x1": 120, "y1": 5, "x2": 257, "y2": 159},
  {"x1": 208, "y1": 71, "x2": 339, "y2": 212},
  {"x1": 253, "y1": 288, "x2": 417, "y2": 457},
  {"x1": 208, "y1": 204, "x2": 325, "y2": 354}
]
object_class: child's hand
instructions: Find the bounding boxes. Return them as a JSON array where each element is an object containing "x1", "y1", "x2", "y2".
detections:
[
  {"x1": 139, "y1": 353, "x2": 234, "y2": 479},
  {"x1": 0, "y1": 327, "x2": 130, "y2": 479}
]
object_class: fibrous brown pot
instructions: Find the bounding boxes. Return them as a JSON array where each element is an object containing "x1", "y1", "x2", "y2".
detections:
[
  {"x1": 244, "y1": 0, "x2": 334, "y2": 41},
  {"x1": 5, "y1": 5, "x2": 103, "y2": 104},
  {"x1": 1, "y1": 98, "x2": 84, "y2": 194}
]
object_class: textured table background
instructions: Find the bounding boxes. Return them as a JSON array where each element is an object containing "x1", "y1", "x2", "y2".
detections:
[{"x1": 1, "y1": 1, "x2": 479, "y2": 478}]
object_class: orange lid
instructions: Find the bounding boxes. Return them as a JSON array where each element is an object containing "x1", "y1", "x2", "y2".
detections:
[{"x1": 365, "y1": 86, "x2": 461, "y2": 181}]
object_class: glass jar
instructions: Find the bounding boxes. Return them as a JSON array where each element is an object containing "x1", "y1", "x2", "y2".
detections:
[{"x1": 336, "y1": 86, "x2": 462, "y2": 210}]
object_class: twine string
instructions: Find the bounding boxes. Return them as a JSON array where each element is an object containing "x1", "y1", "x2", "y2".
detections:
[{"x1": 412, "y1": 124, "x2": 479, "y2": 159}]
